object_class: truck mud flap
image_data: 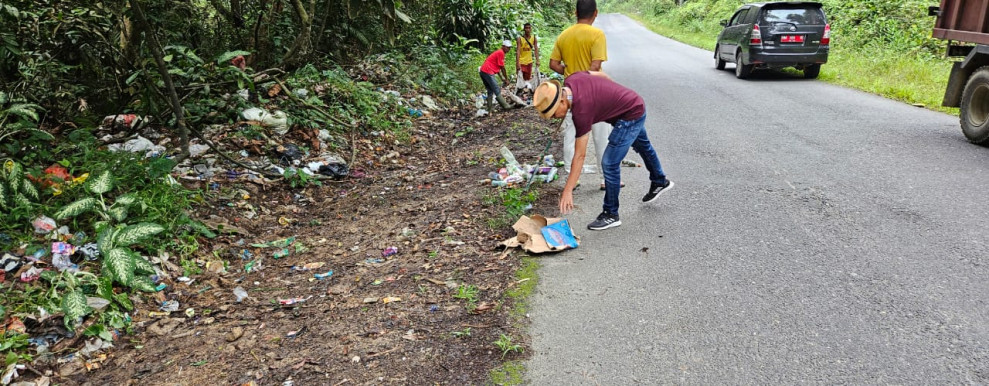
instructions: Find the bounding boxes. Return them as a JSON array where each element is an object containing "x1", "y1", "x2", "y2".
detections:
[{"x1": 944, "y1": 61, "x2": 967, "y2": 107}]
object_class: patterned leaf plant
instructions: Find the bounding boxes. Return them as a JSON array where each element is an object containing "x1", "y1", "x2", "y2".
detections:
[
  {"x1": 0, "y1": 161, "x2": 40, "y2": 211},
  {"x1": 51, "y1": 169, "x2": 165, "y2": 292}
]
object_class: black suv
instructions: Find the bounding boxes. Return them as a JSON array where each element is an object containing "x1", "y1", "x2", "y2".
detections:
[{"x1": 714, "y1": 2, "x2": 830, "y2": 79}]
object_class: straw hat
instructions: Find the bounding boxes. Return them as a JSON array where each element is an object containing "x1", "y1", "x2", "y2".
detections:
[{"x1": 533, "y1": 80, "x2": 564, "y2": 119}]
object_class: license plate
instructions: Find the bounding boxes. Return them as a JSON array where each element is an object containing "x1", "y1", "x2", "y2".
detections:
[{"x1": 780, "y1": 35, "x2": 804, "y2": 43}]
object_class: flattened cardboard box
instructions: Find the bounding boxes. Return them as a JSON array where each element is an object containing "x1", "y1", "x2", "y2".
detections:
[{"x1": 501, "y1": 215, "x2": 580, "y2": 253}]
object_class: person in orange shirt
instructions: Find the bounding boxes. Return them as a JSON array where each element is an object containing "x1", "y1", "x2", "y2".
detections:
[
  {"x1": 550, "y1": 0, "x2": 615, "y2": 190},
  {"x1": 480, "y1": 40, "x2": 514, "y2": 112}
]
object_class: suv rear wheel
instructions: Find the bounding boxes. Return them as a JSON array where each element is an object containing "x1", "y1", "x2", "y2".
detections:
[
  {"x1": 715, "y1": 46, "x2": 726, "y2": 70},
  {"x1": 804, "y1": 64, "x2": 821, "y2": 79},
  {"x1": 734, "y1": 49, "x2": 752, "y2": 79}
]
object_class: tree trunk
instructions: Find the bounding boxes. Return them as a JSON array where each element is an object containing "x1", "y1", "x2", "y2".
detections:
[
  {"x1": 281, "y1": 0, "x2": 316, "y2": 67},
  {"x1": 129, "y1": 0, "x2": 190, "y2": 162}
]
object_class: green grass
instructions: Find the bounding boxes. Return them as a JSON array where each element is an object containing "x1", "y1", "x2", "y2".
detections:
[
  {"x1": 505, "y1": 257, "x2": 539, "y2": 318},
  {"x1": 615, "y1": 8, "x2": 959, "y2": 116},
  {"x1": 488, "y1": 360, "x2": 526, "y2": 385}
]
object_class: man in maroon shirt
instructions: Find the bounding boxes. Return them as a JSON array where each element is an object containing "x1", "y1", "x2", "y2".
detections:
[
  {"x1": 479, "y1": 40, "x2": 514, "y2": 112},
  {"x1": 533, "y1": 71, "x2": 673, "y2": 230}
]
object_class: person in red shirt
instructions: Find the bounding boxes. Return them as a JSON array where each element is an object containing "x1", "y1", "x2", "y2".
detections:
[
  {"x1": 532, "y1": 71, "x2": 674, "y2": 230},
  {"x1": 480, "y1": 40, "x2": 514, "y2": 112}
]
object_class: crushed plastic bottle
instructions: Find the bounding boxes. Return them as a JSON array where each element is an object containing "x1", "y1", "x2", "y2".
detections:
[{"x1": 233, "y1": 286, "x2": 249, "y2": 302}]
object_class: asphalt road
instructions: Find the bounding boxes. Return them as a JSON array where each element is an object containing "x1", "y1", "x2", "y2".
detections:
[{"x1": 527, "y1": 13, "x2": 989, "y2": 384}]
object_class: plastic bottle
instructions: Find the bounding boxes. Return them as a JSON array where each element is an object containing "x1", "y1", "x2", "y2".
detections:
[
  {"x1": 491, "y1": 180, "x2": 508, "y2": 187},
  {"x1": 543, "y1": 155, "x2": 555, "y2": 167},
  {"x1": 500, "y1": 146, "x2": 522, "y2": 171}
]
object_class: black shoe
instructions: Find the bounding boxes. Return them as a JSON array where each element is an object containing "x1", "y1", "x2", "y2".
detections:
[
  {"x1": 642, "y1": 180, "x2": 674, "y2": 203},
  {"x1": 587, "y1": 212, "x2": 621, "y2": 230}
]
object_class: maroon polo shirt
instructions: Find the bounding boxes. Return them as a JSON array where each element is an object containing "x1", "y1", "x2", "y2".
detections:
[{"x1": 565, "y1": 71, "x2": 645, "y2": 137}]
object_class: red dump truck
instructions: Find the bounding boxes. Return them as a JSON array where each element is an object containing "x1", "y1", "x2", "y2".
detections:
[{"x1": 932, "y1": 0, "x2": 989, "y2": 144}]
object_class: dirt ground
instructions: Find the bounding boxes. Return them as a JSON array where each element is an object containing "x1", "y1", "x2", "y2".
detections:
[{"x1": 40, "y1": 105, "x2": 563, "y2": 385}]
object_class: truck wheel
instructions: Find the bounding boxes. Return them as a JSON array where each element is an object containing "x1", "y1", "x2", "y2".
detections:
[
  {"x1": 735, "y1": 49, "x2": 752, "y2": 79},
  {"x1": 803, "y1": 64, "x2": 821, "y2": 79},
  {"x1": 960, "y1": 66, "x2": 989, "y2": 145},
  {"x1": 715, "y1": 46, "x2": 726, "y2": 70}
]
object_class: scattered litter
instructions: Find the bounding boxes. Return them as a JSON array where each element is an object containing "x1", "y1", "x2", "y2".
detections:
[
  {"x1": 2, "y1": 363, "x2": 25, "y2": 385},
  {"x1": 382, "y1": 296, "x2": 402, "y2": 304},
  {"x1": 185, "y1": 308, "x2": 195, "y2": 317},
  {"x1": 154, "y1": 283, "x2": 167, "y2": 292},
  {"x1": 621, "y1": 159, "x2": 642, "y2": 167},
  {"x1": 362, "y1": 297, "x2": 378, "y2": 304},
  {"x1": 278, "y1": 296, "x2": 311, "y2": 305},
  {"x1": 160, "y1": 300, "x2": 180, "y2": 312},
  {"x1": 0, "y1": 254, "x2": 22, "y2": 273},
  {"x1": 421, "y1": 96, "x2": 439, "y2": 110},
  {"x1": 541, "y1": 219, "x2": 579, "y2": 250},
  {"x1": 188, "y1": 143, "x2": 210, "y2": 158},
  {"x1": 233, "y1": 286, "x2": 249, "y2": 302},
  {"x1": 252, "y1": 237, "x2": 296, "y2": 248},
  {"x1": 241, "y1": 107, "x2": 289, "y2": 135},
  {"x1": 86, "y1": 297, "x2": 111, "y2": 311},
  {"x1": 502, "y1": 214, "x2": 581, "y2": 253},
  {"x1": 32, "y1": 216, "x2": 57, "y2": 234},
  {"x1": 78, "y1": 243, "x2": 99, "y2": 260},
  {"x1": 381, "y1": 246, "x2": 398, "y2": 257},
  {"x1": 314, "y1": 271, "x2": 333, "y2": 280},
  {"x1": 273, "y1": 248, "x2": 290, "y2": 259},
  {"x1": 291, "y1": 262, "x2": 325, "y2": 271},
  {"x1": 20, "y1": 267, "x2": 43, "y2": 282},
  {"x1": 107, "y1": 136, "x2": 166, "y2": 158}
]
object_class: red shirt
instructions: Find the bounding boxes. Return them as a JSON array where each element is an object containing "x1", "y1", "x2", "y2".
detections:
[
  {"x1": 480, "y1": 49, "x2": 506, "y2": 75},
  {"x1": 565, "y1": 71, "x2": 645, "y2": 137}
]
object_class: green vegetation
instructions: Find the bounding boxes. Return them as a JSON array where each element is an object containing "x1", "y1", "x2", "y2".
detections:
[
  {"x1": 488, "y1": 360, "x2": 526, "y2": 385},
  {"x1": 493, "y1": 334, "x2": 525, "y2": 358},
  {"x1": 484, "y1": 187, "x2": 540, "y2": 229},
  {"x1": 454, "y1": 284, "x2": 481, "y2": 311},
  {"x1": 603, "y1": 0, "x2": 957, "y2": 112},
  {"x1": 505, "y1": 258, "x2": 539, "y2": 318}
]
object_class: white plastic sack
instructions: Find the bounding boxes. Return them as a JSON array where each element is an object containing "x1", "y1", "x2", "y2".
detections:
[{"x1": 241, "y1": 107, "x2": 289, "y2": 135}]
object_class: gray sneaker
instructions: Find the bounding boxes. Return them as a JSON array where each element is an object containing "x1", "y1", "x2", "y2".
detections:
[
  {"x1": 587, "y1": 212, "x2": 621, "y2": 231},
  {"x1": 642, "y1": 180, "x2": 674, "y2": 203}
]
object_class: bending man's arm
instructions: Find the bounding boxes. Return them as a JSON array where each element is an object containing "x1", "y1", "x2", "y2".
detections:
[
  {"x1": 559, "y1": 134, "x2": 589, "y2": 214},
  {"x1": 550, "y1": 59, "x2": 565, "y2": 76}
]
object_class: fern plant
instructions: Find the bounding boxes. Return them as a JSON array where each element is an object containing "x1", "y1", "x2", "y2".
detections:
[{"x1": 54, "y1": 170, "x2": 164, "y2": 292}]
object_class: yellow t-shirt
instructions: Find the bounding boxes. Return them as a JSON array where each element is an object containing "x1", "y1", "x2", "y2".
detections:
[
  {"x1": 517, "y1": 35, "x2": 537, "y2": 65},
  {"x1": 550, "y1": 23, "x2": 607, "y2": 78}
]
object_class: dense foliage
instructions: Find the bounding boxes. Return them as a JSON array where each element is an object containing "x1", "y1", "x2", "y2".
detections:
[{"x1": 0, "y1": 0, "x2": 572, "y2": 124}]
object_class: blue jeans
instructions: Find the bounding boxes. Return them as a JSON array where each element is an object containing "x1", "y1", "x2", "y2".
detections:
[
  {"x1": 602, "y1": 113, "x2": 668, "y2": 215},
  {"x1": 480, "y1": 71, "x2": 500, "y2": 101}
]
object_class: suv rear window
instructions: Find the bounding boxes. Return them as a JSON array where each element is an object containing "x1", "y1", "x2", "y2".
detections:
[{"x1": 761, "y1": 7, "x2": 825, "y2": 25}]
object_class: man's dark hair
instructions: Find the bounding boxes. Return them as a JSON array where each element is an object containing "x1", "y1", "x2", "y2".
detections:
[
  {"x1": 576, "y1": 0, "x2": 597, "y2": 19},
  {"x1": 524, "y1": 22, "x2": 532, "y2": 28}
]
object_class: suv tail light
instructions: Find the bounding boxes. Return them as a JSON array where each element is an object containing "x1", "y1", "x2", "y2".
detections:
[
  {"x1": 750, "y1": 24, "x2": 763, "y2": 46},
  {"x1": 822, "y1": 24, "x2": 830, "y2": 45}
]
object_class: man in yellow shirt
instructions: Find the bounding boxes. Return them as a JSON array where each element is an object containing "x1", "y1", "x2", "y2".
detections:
[
  {"x1": 550, "y1": 0, "x2": 615, "y2": 190},
  {"x1": 515, "y1": 23, "x2": 539, "y2": 82}
]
